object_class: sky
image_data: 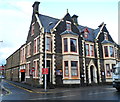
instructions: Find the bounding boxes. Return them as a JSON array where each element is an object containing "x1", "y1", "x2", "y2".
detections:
[{"x1": 0, "y1": 0, "x2": 119, "y2": 65}]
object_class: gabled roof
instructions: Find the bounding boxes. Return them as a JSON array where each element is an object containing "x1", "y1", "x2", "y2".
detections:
[
  {"x1": 77, "y1": 25, "x2": 95, "y2": 42},
  {"x1": 93, "y1": 27, "x2": 101, "y2": 38},
  {"x1": 38, "y1": 14, "x2": 59, "y2": 32}
]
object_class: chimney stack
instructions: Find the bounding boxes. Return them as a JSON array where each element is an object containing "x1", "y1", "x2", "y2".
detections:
[
  {"x1": 32, "y1": 1, "x2": 40, "y2": 14},
  {"x1": 72, "y1": 14, "x2": 78, "y2": 25}
]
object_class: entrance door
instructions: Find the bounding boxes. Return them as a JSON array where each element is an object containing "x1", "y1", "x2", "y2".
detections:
[
  {"x1": 90, "y1": 66, "x2": 94, "y2": 83},
  {"x1": 21, "y1": 72, "x2": 25, "y2": 82}
]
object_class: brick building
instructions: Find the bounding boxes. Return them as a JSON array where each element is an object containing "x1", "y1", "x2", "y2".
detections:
[{"x1": 6, "y1": 1, "x2": 120, "y2": 87}]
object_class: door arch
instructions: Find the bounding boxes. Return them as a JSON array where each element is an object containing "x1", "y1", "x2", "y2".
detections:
[{"x1": 88, "y1": 65, "x2": 97, "y2": 84}]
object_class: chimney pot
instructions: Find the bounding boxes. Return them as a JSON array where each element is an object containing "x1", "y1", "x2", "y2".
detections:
[{"x1": 32, "y1": 1, "x2": 40, "y2": 14}]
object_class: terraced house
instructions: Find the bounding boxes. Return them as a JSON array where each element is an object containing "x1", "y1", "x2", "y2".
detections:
[{"x1": 6, "y1": 1, "x2": 120, "y2": 87}]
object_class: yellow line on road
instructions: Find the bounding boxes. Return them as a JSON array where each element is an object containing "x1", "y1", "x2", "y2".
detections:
[{"x1": 3, "y1": 80, "x2": 53, "y2": 94}]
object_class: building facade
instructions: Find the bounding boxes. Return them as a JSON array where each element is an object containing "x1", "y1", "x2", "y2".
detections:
[{"x1": 6, "y1": 2, "x2": 120, "y2": 87}]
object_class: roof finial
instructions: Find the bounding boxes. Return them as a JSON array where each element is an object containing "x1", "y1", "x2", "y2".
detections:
[{"x1": 67, "y1": 9, "x2": 68, "y2": 13}]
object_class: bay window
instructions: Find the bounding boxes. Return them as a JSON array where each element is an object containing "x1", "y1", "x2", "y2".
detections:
[
  {"x1": 109, "y1": 46, "x2": 114, "y2": 57},
  {"x1": 106, "y1": 64, "x2": 111, "y2": 77},
  {"x1": 71, "y1": 61, "x2": 78, "y2": 77},
  {"x1": 64, "y1": 61, "x2": 79, "y2": 78},
  {"x1": 70, "y1": 38, "x2": 77, "y2": 52},
  {"x1": 63, "y1": 38, "x2": 78, "y2": 53},
  {"x1": 104, "y1": 46, "x2": 109, "y2": 57},
  {"x1": 103, "y1": 45, "x2": 115, "y2": 58},
  {"x1": 64, "y1": 61, "x2": 69, "y2": 77},
  {"x1": 64, "y1": 38, "x2": 68, "y2": 52}
]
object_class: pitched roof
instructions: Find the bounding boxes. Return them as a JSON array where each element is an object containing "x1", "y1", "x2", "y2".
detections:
[
  {"x1": 77, "y1": 25, "x2": 95, "y2": 41},
  {"x1": 38, "y1": 14, "x2": 59, "y2": 32}
]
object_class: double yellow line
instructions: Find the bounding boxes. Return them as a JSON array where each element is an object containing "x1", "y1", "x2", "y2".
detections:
[{"x1": 3, "y1": 80, "x2": 53, "y2": 94}]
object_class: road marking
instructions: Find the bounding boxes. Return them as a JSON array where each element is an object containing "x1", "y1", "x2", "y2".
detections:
[
  {"x1": 2, "y1": 86, "x2": 12, "y2": 96},
  {"x1": 4, "y1": 80, "x2": 33, "y2": 93}
]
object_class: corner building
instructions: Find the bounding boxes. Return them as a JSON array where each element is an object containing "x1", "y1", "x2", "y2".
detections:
[{"x1": 6, "y1": 2, "x2": 120, "y2": 87}]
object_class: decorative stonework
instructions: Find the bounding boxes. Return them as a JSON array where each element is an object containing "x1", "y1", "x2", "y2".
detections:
[
  {"x1": 51, "y1": 34, "x2": 56, "y2": 84},
  {"x1": 82, "y1": 40, "x2": 86, "y2": 83},
  {"x1": 95, "y1": 42, "x2": 101, "y2": 82}
]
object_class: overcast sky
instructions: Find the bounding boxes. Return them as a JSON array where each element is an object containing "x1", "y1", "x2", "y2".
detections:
[{"x1": 0, "y1": 0, "x2": 119, "y2": 65}]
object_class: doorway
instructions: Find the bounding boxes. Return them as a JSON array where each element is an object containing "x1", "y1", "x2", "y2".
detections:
[
  {"x1": 89, "y1": 65, "x2": 97, "y2": 84},
  {"x1": 21, "y1": 72, "x2": 25, "y2": 82},
  {"x1": 90, "y1": 66, "x2": 94, "y2": 83}
]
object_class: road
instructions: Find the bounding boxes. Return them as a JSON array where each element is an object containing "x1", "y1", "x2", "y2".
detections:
[{"x1": 1, "y1": 80, "x2": 120, "y2": 101}]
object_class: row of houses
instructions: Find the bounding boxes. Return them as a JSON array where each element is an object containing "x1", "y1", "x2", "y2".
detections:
[{"x1": 6, "y1": 1, "x2": 120, "y2": 87}]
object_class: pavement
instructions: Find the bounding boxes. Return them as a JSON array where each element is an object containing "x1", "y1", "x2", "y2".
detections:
[{"x1": 3, "y1": 79, "x2": 111, "y2": 94}]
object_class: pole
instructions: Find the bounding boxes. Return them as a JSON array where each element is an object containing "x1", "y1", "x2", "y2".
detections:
[
  {"x1": 44, "y1": 30, "x2": 47, "y2": 92},
  {"x1": 44, "y1": 22, "x2": 53, "y2": 92}
]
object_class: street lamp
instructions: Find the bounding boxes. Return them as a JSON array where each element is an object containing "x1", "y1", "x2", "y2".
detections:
[{"x1": 44, "y1": 22, "x2": 53, "y2": 92}]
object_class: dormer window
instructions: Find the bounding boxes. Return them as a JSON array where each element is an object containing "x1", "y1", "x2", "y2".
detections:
[
  {"x1": 84, "y1": 28, "x2": 89, "y2": 38},
  {"x1": 66, "y1": 21, "x2": 71, "y2": 31},
  {"x1": 104, "y1": 32, "x2": 108, "y2": 40}
]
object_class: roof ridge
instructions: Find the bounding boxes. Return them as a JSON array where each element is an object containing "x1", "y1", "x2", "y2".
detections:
[{"x1": 39, "y1": 13, "x2": 60, "y2": 20}]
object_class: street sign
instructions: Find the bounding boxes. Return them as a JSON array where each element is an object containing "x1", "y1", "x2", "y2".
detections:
[
  {"x1": 42, "y1": 68, "x2": 48, "y2": 74},
  {"x1": 0, "y1": 66, "x2": 4, "y2": 70},
  {"x1": 31, "y1": 67, "x2": 35, "y2": 72}
]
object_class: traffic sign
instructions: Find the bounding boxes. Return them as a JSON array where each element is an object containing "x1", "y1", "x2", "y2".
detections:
[
  {"x1": 42, "y1": 68, "x2": 48, "y2": 74},
  {"x1": 31, "y1": 67, "x2": 35, "y2": 72}
]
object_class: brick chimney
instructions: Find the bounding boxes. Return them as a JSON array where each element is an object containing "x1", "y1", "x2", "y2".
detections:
[
  {"x1": 72, "y1": 14, "x2": 78, "y2": 25},
  {"x1": 32, "y1": 1, "x2": 40, "y2": 14}
]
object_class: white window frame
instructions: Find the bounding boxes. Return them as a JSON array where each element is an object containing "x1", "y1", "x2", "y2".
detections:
[
  {"x1": 85, "y1": 42, "x2": 95, "y2": 58},
  {"x1": 33, "y1": 36, "x2": 40, "y2": 55},
  {"x1": 33, "y1": 59, "x2": 39, "y2": 79},
  {"x1": 103, "y1": 44, "x2": 115, "y2": 59},
  {"x1": 26, "y1": 42, "x2": 31, "y2": 58},
  {"x1": 62, "y1": 36, "x2": 78, "y2": 55}
]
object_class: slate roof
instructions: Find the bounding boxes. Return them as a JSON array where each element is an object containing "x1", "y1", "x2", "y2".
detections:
[
  {"x1": 60, "y1": 30, "x2": 78, "y2": 36},
  {"x1": 101, "y1": 40, "x2": 114, "y2": 44},
  {"x1": 38, "y1": 13, "x2": 113, "y2": 44},
  {"x1": 93, "y1": 27, "x2": 101, "y2": 38},
  {"x1": 39, "y1": 14, "x2": 59, "y2": 32},
  {"x1": 77, "y1": 25, "x2": 96, "y2": 42}
]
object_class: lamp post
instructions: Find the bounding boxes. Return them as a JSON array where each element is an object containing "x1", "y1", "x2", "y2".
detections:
[{"x1": 44, "y1": 22, "x2": 53, "y2": 92}]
